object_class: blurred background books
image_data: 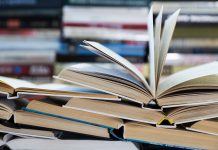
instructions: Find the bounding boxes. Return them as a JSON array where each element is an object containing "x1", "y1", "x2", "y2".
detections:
[
  {"x1": 0, "y1": 0, "x2": 218, "y2": 149},
  {"x1": 0, "y1": 0, "x2": 218, "y2": 82},
  {"x1": 2, "y1": 0, "x2": 218, "y2": 83}
]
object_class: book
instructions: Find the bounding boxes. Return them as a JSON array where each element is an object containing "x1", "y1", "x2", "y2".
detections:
[
  {"x1": 63, "y1": 6, "x2": 148, "y2": 42},
  {"x1": 63, "y1": 26, "x2": 148, "y2": 42},
  {"x1": 0, "y1": 0, "x2": 62, "y2": 9},
  {"x1": 0, "y1": 124, "x2": 56, "y2": 139},
  {"x1": 0, "y1": 76, "x2": 119, "y2": 100},
  {"x1": 75, "y1": 42, "x2": 146, "y2": 57},
  {"x1": 5, "y1": 137, "x2": 139, "y2": 150},
  {"x1": 0, "y1": 64, "x2": 54, "y2": 77},
  {"x1": 185, "y1": 119, "x2": 218, "y2": 136},
  {"x1": 41, "y1": 7, "x2": 218, "y2": 149},
  {"x1": 56, "y1": 7, "x2": 218, "y2": 109},
  {"x1": 21, "y1": 100, "x2": 218, "y2": 149},
  {"x1": 14, "y1": 110, "x2": 111, "y2": 138},
  {"x1": 63, "y1": 6, "x2": 148, "y2": 29},
  {"x1": 0, "y1": 98, "x2": 112, "y2": 138},
  {"x1": 1, "y1": 6, "x2": 218, "y2": 149},
  {"x1": 0, "y1": 17, "x2": 60, "y2": 29},
  {"x1": 64, "y1": 0, "x2": 149, "y2": 7},
  {"x1": 57, "y1": 54, "x2": 145, "y2": 63},
  {"x1": 64, "y1": 98, "x2": 218, "y2": 126}
]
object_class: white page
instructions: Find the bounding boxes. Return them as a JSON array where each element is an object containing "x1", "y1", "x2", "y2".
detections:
[
  {"x1": 37, "y1": 83, "x2": 114, "y2": 94},
  {"x1": 82, "y1": 41, "x2": 151, "y2": 92},
  {"x1": 154, "y1": 7, "x2": 163, "y2": 85},
  {"x1": 158, "y1": 61, "x2": 218, "y2": 95},
  {"x1": 8, "y1": 139, "x2": 139, "y2": 150},
  {"x1": 66, "y1": 63, "x2": 144, "y2": 88},
  {"x1": 157, "y1": 9, "x2": 180, "y2": 83},
  {"x1": 0, "y1": 76, "x2": 36, "y2": 89},
  {"x1": 147, "y1": 7, "x2": 155, "y2": 96}
]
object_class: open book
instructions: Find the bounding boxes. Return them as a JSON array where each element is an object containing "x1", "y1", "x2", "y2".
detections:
[
  {"x1": 0, "y1": 76, "x2": 119, "y2": 101},
  {"x1": 55, "y1": 7, "x2": 218, "y2": 109}
]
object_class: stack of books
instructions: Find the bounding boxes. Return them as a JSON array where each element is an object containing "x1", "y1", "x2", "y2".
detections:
[{"x1": 0, "y1": 7, "x2": 217, "y2": 149}]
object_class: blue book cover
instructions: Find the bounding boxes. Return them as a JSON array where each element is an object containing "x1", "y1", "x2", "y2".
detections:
[{"x1": 75, "y1": 43, "x2": 146, "y2": 57}]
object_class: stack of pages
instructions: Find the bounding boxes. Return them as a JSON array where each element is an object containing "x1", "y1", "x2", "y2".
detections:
[{"x1": 0, "y1": 7, "x2": 217, "y2": 149}]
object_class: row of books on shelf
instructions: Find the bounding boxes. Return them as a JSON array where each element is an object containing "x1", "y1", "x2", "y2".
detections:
[{"x1": 62, "y1": 6, "x2": 148, "y2": 41}]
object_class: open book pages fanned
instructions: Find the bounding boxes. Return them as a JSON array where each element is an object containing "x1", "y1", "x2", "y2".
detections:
[
  {"x1": 0, "y1": 7, "x2": 218, "y2": 150},
  {"x1": 55, "y1": 8, "x2": 218, "y2": 109}
]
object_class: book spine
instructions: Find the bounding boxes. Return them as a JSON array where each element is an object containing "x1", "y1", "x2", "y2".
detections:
[
  {"x1": 0, "y1": 40, "x2": 61, "y2": 50},
  {"x1": 0, "y1": 50, "x2": 55, "y2": 64},
  {"x1": 64, "y1": 0, "x2": 149, "y2": 7},
  {"x1": 63, "y1": 6, "x2": 148, "y2": 25},
  {"x1": 166, "y1": 53, "x2": 218, "y2": 66},
  {"x1": 0, "y1": 17, "x2": 60, "y2": 29},
  {"x1": 0, "y1": 0, "x2": 62, "y2": 9},
  {"x1": 0, "y1": 29, "x2": 60, "y2": 38},
  {"x1": 57, "y1": 54, "x2": 145, "y2": 63},
  {"x1": 63, "y1": 22, "x2": 147, "y2": 30},
  {"x1": 154, "y1": 14, "x2": 218, "y2": 25},
  {"x1": 75, "y1": 43, "x2": 146, "y2": 57},
  {"x1": 63, "y1": 27, "x2": 148, "y2": 42},
  {"x1": 152, "y1": 1, "x2": 218, "y2": 15},
  {"x1": 0, "y1": 8, "x2": 61, "y2": 17},
  {"x1": 0, "y1": 64, "x2": 53, "y2": 77}
]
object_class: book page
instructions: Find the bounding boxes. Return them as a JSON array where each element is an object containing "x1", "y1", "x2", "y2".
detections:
[
  {"x1": 82, "y1": 41, "x2": 151, "y2": 92},
  {"x1": 186, "y1": 119, "x2": 218, "y2": 136},
  {"x1": 0, "y1": 124, "x2": 56, "y2": 139},
  {"x1": 8, "y1": 139, "x2": 139, "y2": 150},
  {"x1": 56, "y1": 69, "x2": 151, "y2": 104},
  {"x1": 169, "y1": 104, "x2": 218, "y2": 125},
  {"x1": 157, "y1": 9, "x2": 180, "y2": 85},
  {"x1": 0, "y1": 99, "x2": 16, "y2": 113},
  {"x1": 160, "y1": 75, "x2": 218, "y2": 96},
  {"x1": 154, "y1": 7, "x2": 163, "y2": 86},
  {"x1": 158, "y1": 91, "x2": 218, "y2": 108},
  {"x1": 147, "y1": 7, "x2": 156, "y2": 96},
  {"x1": 158, "y1": 62, "x2": 218, "y2": 96},
  {"x1": 65, "y1": 63, "x2": 144, "y2": 88},
  {"x1": 0, "y1": 76, "x2": 36, "y2": 89}
]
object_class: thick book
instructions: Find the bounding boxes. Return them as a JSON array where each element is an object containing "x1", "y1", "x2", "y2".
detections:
[
  {"x1": 49, "y1": 7, "x2": 218, "y2": 149},
  {"x1": 0, "y1": 76, "x2": 119, "y2": 100},
  {"x1": 19, "y1": 100, "x2": 218, "y2": 149},
  {"x1": 3, "y1": 137, "x2": 139, "y2": 150},
  {"x1": 56, "y1": 7, "x2": 218, "y2": 109},
  {"x1": 0, "y1": 99, "x2": 112, "y2": 138}
]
